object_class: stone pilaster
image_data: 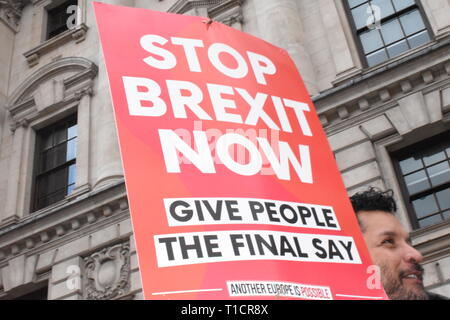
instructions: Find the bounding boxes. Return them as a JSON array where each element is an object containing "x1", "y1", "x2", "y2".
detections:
[
  {"x1": 2, "y1": 121, "x2": 27, "y2": 225},
  {"x1": 318, "y1": 0, "x2": 361, "y2": 82},
  {"x1": 71, "y1": 87, "x2": 93, "y2": 195},
  {"x1": 93, "y1": 53, "x2": 123, "y2": 190},
  {"x1": 254, "y1": 0, "x2": 317, "y2": 95},
  {"x1": 49, "y1": 257, "x2": 83, "y2": 300}
]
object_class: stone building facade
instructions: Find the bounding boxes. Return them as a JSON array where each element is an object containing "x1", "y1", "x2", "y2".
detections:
[{"x1": 0, "y1": 0, "x2": 448, "y2": 299}]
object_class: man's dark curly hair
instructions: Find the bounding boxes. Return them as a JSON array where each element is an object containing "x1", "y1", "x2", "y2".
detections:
[
  {"x1": 350, "y1": 187, "x2": 397, "y2": 214},
  {"x1": 350, "y1": 187, "x2": 397, "y2": 232}
]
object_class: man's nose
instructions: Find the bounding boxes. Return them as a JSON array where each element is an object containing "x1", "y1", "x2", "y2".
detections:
[{"x1": 405, "y1": 243, "x2": 424, "y2": 263}]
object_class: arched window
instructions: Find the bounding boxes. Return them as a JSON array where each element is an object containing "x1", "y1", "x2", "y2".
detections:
[{"x1": 4, "y1": 57, "x2": 97, "y2": 220}]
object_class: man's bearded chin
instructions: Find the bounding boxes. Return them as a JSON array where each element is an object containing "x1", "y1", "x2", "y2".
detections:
[{"x1": 381, "y1": 263, "x2": 429, "y2": 300}]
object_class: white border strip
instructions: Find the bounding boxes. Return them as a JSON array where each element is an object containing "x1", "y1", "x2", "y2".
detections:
[
  {"x1": 152, "y1": 288, "x2": 223, "y2": 295},
  {"x1": 335, "y1": 294, "x2": 384, "y2": 300}
]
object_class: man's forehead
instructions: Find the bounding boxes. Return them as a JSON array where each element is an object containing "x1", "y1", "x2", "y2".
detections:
[{"x1": 358, "y1": 210, "x2": 408, "y2": 235}]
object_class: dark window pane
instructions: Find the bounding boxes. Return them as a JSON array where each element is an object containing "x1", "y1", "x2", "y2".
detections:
[
  {"x1": 380, "y1": 18, "x2": 404, "y2": 45},
  {"x1": 47, "y1": 189, "x2": 66, "y2": 205},
  {"x1": 418, "y1": 214, "x2": 443, "y2": 228},
  {"x1": 423, "y1": 151, "x2": 446, "y2": 167},
  {"x1": 404, "y1": 170, "x2": 430, "y2": 194},
  {"x1": 40, "y1": 149, "x2": 55, "y2": 173},
  {"x1": 399, "y1": 156, "x2": 423, "y2": 175},
  {"x1": 407, "y1": 30, "x2": 430, "y2": 48},
  {"x1": 412, "y1": 194, "x2": 439, "y2": 218},
  {"x1": 47, "y1": 0, "x2": 78, "y2": 39},
  {"x1": 47, "y1": 173, "x2": 58, "y2": 194},
  {"x1": 446, "y1": 147, "x2": 450, "y2": 158},
  {"x1": 352, "y1": 3, "x2": 372, "y2": 30},
  {"x1": 15, "y1": 286, "x2": 48, "y2": 300},
  {"x1": 46, "y1": 174, "x2": 56, "y2": 194},
  {"x1": 426, "y1": 161, "x2": 450, "y2": 187},
  {"x1": 348, "y1": 0, "x2": 368, "y2": 9},
  {"x1": 36, "y1": 175, "x2": 50, "y2": 199},
  {"x1": 54, "y1": 126, "x2": 67, "y2": 144},
  {"x1": 399, "y1": 9, "x2": 426, "y2": 36},
  {"x1": 360, "y1": 29, "x2": 384, "y2": 53},
  {"x1": 387, "y1": 39, "x2": 409, "y2": 57},
  {"x1": 36, "y1": 196, "x2": 49, "y2": 209},
  {"x1": 392, "y1": 0, "x2": 416, "y2": 12},
  {"x1": 371, "y1": 0, "x2": 395, "y2": 19},
  {"x1": 51, "y1": 168, "x2": 68, "y2": 193},
  {"x1": 55, "y1": 143, "x2": 68, "y2": 167},
  {"x1": 41, "y1": 132, "x2": 53, "y2": 150},
  {"x1": 436, "y1": 188, "x2": 450, "y2": 210}
]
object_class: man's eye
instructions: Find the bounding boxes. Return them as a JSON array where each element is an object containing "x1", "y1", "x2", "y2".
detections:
[{"x1": 382, "y1": 238, "x2": 395, "y2": 245}]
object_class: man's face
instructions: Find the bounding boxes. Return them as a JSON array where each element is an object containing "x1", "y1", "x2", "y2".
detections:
[{"x1": 358, "y1": 210, "x2": 428, "y2": 300}]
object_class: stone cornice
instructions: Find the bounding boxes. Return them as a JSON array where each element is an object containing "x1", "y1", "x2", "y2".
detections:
[
  {"x1": 168, "y1": 0, "x2": 223, "y2": 14},
  {"x1": 209, "y1": 0, "x2": 243, "y2": 25},
  {"x1": 411, "y1": 219, "x2": 450, "y2": 256},
  {"x1": 208, "y1": 0, "x2": 243, "y2": 16},
  {"x1": 313, "y1": 37, "x2": 450, "y2": 103},
  {"x1": 168, "y1": 0, "x2": 244, "y2": 25},
  {"x1": 312, "y1": 38, "x2": 450, "y2": 136},
  {"x1": 23, "y1": 23, "x2": 89, "y2": 68},
  {"x1": 0, "y1": 180, "x2": 128, "y2": 266}
]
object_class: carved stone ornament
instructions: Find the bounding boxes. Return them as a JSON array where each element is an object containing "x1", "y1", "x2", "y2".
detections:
[
  {"x1": 6, "y1": 57, "x2": 98, "y2": 126},
  {"x1": 0, "y1": 0, "x2": 29, "y2": 30},
  {"x1": 168, "y1": 0, "x2": 244, "y2": 26},
  {"x1": 84, "y1": 242, "x2": 130, "y2": 300}
]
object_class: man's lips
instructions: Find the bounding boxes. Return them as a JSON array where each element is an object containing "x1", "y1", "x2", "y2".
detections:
[{"x1": 401, "y1": 271, "x2": 423, "y2": 283}]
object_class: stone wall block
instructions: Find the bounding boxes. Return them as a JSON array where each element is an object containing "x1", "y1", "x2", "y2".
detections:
[
  {"x1": 90, "y1": 224, "x2": 120, "y2": 250},
  {"x1": 360, "y1": 115, "x2": 396, "y2": 141},
  {"x1": 341, "y1": 161, "x2": 381, "y2": 189},
  {"x1": 335, "y1": 141, "x2": 376, "y2": 172},
  {"x1": 36, "y1": 249, "x2": 57, "y2": 273},
  {"x1": 49, "y1": 278, "x2": 82, "y2": 300},
  {"x1": 397, "y1": 92, "x2": 430, "y2": 129},
  {"x1": 424, "y1": 90, "x2": 444, "y2": 123},
  {"x1": 119, "y1": 219, "x2": 133, "y2": 237},
  {"x1": 327, "y1": 126, "x2": 367, "y2": 152},
  {"x1": 129, "y1": 269, "x2": 142, "y2": 293},
  {"x1": 54, "y1": 237, "x2": 90, "y2": 264},
  {"x1": 51, "y1": 257, "x2": 83, "y2": 285},
  {"x1": 385, "y1": 107, "x2": 411, "y2": 135}
]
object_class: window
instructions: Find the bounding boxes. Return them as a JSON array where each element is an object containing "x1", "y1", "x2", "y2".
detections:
[
  {"x1": 344, "y1": 0, "x2": 432, "y2": 67},
  {"x1": 46, "y1": 0, "x2": 78, "y2": 40},
  {"x1": 393, "y1": 133, "x2": 450, "y2": 229},
  {"x1": 15, "y1": 286, "x2": 48, "y2": 300},
  {"x1": 33, "y1": 115, "x2": 77, "y2": 211}
]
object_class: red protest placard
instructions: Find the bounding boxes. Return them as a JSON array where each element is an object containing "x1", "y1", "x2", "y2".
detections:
[{"x1": 93, "y1": 2, "x2": 388, "y2": 300}]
